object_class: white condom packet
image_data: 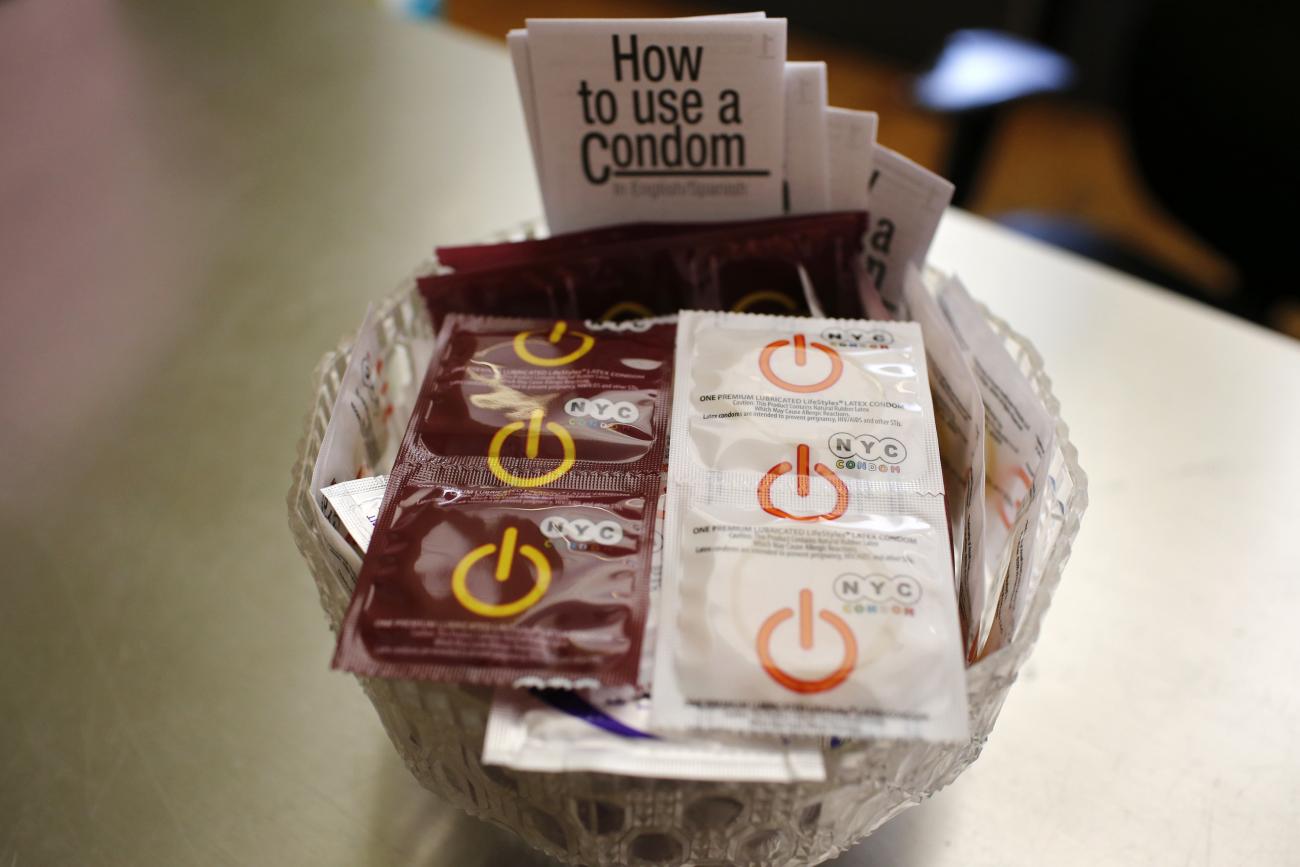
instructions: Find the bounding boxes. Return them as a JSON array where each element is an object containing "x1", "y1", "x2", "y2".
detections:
[
  {"x1": 864, "y1": 145, "x2": 954, "y2": 315},
  {"x1": 310, "y1": 305, "x2": 432, "y2": 583},
  {"x1": 825, "y1": 107, "x2": 878, "y2": 212},
  {"x1": 652, "y1": 310, "x2": 968, "y2": 741},
  {"x1": 933, "y1": 274, "x2": 1054, "y2": 653},
  {"x1": 673, "y1": 311, "x2": 945, "y2": 493},
  {"x1": 902, "y1": 266, "x2": 987, "y2": 659},
  {"x1": 483, "y1": 688, "x2": 825, "y2": 782},
  {"x1": 984, "y1": 438, "x2": 1055, "y2": 653},
  {"x1": 320, "y1": 475, "x2": 387, "y2": 553}
]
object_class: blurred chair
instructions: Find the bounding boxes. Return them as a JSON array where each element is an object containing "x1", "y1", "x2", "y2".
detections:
[
  {"x1": 915, "y1": 1, "x2": 1298, "y2": 323},
  {"x1": 1120, "y1": 0, "x2": 1296, "y2": 322},
  {"x1": 913, "y1": 29, "x2": 1074, "y2": 208}
]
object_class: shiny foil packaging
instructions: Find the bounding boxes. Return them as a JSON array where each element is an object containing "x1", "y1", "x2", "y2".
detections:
[
  {"x1": 333, "y1": 315, "x2": 673, "y2": 689},
  {"x1": 425, "y1": 211, "x2": 877, "y2": 322}
]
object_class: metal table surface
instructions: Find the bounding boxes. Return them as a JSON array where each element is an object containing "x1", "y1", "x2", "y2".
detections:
[{"x1": 2, "y1": 2, "x2": 1297, "y2": 865}]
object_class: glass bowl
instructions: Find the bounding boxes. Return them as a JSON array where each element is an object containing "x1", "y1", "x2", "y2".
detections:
[{"x1": 287, "y1": 235, "x2": 1087, "y2": 866}]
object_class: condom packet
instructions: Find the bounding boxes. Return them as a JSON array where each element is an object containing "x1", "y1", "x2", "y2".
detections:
[
  {"x1": 902, "y1": 266, "x2": 987, "y2": 659},
  {"x1": 669, "y1": 310, "x2": 944, "y2": 494},
  {"x1": 407, "y1": 315, "x2": 675, "y2": 479},
  {"x1": 983, "y1": 440, "x2": 1055, "y2": 654},
  {"x1": 651, "y1": 310, "x2": 967, "y2": 740},
  {"x1": 320, "y1": 475, "x2": 388, "y2": 554},
  {"x1": 426, "y1": 211, "x2": 877, "y2": 320},
  {"x1": 332, "y1": 315, "x2": 675, "y2": 688},
  {"x1": 334, "y1": 467, "x2": 659, "y2": 688},
  {"x1": 654, "y1": 490, "x2": 967, "y2": 740},
  {"x1": 414, "y1": 265, "x2": 582, "y2": 329},
  {"x1": 483, "y1": 687, "x2": 825, "y2": 781},
  {"x1": 933, "y1": 274, "x2": 1054, "y2": 654},
  {"x1": 864, "y1": 145, "x2": 954, "y2": 316},
  {"x1": 311, "y1": 306, "x2": 433, "y2": 584}
]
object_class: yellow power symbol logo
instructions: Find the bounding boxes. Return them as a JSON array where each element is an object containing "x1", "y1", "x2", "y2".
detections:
[
  {"x1": 487, "y1": 408, "x2": 576, "y2": 487},
  {"x1": 451, "y1": 526, "x2": 552, "y2": 618},
  {"x1": 513, "y1": 321, "x2": 595, "y2": 367}
]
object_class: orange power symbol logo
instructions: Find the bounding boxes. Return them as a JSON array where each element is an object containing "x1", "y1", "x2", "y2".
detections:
[
  {"x1": 756, "y1": 589, "x2": 857, "y2": 694},
  {"x1": 758, "y1": 333, "x2": 843, "y2": 393},
  {"x1": 452, "y1": 526, "x2": 551, "y2": 618},
  {"x1": 757, "y1": 443, "x2": 849, "y2": 522}
]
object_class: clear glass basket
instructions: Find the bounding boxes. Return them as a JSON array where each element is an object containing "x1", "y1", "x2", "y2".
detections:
[{"x1": 286, "y1": 234, "x2": 1088, "y2": 867}]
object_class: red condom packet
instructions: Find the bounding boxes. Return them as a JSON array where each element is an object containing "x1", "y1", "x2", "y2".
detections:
[
  {"x1": 333, "y1": 315, "x2": 674, "y2": 689},
  {"x1": 422, "y1": 211, "x2": 876, "y2": 323}
]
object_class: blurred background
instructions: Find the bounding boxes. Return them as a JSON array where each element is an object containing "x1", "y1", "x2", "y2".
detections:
[
  {"x1": 2, "y1": 5, "x2": 1295, "y2": 866},
  {"x1": 427, "y1": 0, "x2": 1299, "y2": 337},
  {"x1": 0, "y1": 0, "x2": 1295, "y2": 517}
]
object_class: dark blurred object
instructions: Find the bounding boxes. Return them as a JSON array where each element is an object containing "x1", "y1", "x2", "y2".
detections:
[
  {"x1": 738, "y1": 0, "x2": 1016, "y2": 70},
  {"x1": 913, "y1": 30, "x2": 1074, "y2": 207},
  {"x1": 1120, "y1": 0, "x2": 1298, "y2": 322},
  {"x1": 734, "y1": 1, "x2": 1142, "y2": 101},
  {"x1": 916, "y1": 1, "x2": 1300, "y2": 323}
]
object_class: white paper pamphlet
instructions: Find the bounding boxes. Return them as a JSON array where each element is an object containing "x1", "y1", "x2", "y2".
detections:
[
  {"x1": 825, "y1": 106, "x2": 877, "y2": 212},
  {"x1": 782, "y1": 61, "x2": 829, "y2": 214},
  {"x1": 521, "y1": 17, "x2": 788, "y2": 231}
]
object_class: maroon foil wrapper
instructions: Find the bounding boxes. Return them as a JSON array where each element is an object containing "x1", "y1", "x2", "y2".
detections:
[
  {"x1": 333, "y1": 467, "x2": 656, "y2": 687},
  {"x1": 411, "y1": 315, "x2": 674, "y2": 477},
  {"x1": 333, "y1": 315, "x2": 672, "y2": 688},
  {"x1": 422, "y1": 211, "x2": 874, "y2": 322}
]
